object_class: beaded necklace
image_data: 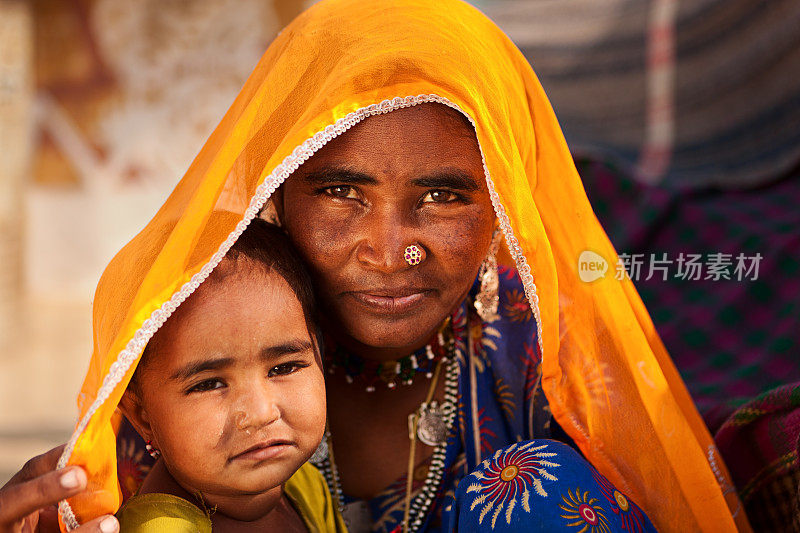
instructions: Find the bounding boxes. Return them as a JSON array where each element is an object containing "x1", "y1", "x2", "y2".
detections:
[
  {"x1": 324, "y1": 318, "x2": 453, "y2": 392},
  {"x1": 313, "y1": 329, "x2": 460, "y2": 533}
]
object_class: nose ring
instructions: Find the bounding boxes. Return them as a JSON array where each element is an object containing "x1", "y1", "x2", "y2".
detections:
[{"x1": 404, "y1": 245, "x2": 425, "y2": 266}]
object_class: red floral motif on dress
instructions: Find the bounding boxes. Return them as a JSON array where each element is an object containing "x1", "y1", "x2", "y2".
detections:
[
  {"x1": 591, "y1": 469, "x2": 647, "y2": 532},
  {"x1": 560, "y1": 488, "x2": 612, "y2": 533},
  {"x1": 503, "y1": 289, "x2": 532, "y2": 323},
  {"x1": 464, "y1": 441, "x2": 560, "y2": 528}
]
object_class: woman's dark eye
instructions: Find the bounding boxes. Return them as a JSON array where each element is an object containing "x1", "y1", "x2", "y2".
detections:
[
  {"x1": 421, "y1": 190, "x2": 458, "y2": 203},
  {"x1": 268, "y1": 362, "x2": 310, "y2": 377},
  {"x1": 324, "y1": 185, "x2": 358, "y2": 199},
  {"x1": 187, "y1": 379, "x2": 225, "y2": 394}
]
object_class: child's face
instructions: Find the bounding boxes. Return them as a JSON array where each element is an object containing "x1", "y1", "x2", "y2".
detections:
[{"x1": 125, "y1": 264, "x2": 326, "y2": 500}]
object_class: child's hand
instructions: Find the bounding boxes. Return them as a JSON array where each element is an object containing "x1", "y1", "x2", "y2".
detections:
[{"x1": 0, "y1": 444, "x2": 119, "y2": 533}]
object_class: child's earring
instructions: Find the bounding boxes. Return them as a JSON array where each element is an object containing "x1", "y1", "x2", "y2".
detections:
[
  {"x1": 145, "y1": 440, "x2": 161, "y2": 459},
  {"x1": 474, "y1": 226, "x2": 501, "y2": 322}
]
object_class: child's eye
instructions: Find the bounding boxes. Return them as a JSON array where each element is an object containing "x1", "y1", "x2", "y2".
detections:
[
  {"x1": 187, "y1": 379, "x2": 225, "y2": 394},
  {"x1": 268, "y1": 361, "x2": 311, "y2": 377}
]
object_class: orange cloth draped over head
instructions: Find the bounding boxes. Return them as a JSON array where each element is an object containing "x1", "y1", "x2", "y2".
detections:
[{"x1": 58, "y1": 0, "x2": 749, "y2": 531}]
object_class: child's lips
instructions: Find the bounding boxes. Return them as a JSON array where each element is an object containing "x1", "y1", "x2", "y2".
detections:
[{"x1": 230, "y1": 439, "x2": 296, "y2": 462}]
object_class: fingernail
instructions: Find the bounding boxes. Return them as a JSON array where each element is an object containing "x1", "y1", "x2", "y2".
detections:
[
  {"x1": 99, "y1": 516, "x2": 119, "y2": 533},
  {"x1": 59, "y1": 468, "x2": 82, "y2": 489}
]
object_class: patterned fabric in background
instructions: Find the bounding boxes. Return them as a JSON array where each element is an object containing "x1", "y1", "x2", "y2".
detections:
[
  {"x1": 480, "y1": 0, "x2": 800, "y2": 189},
  {"x1": 576, "y1": 156, "x2": 800, "y2": 530},
  {"x1": 576, "y1": 157, "x2": 800, "y2": 419},
  {"x1": 447, "y1": 440, "x2": 656, "y2": 533},
  {"x1": 715, "y1": 383, "x2": 800, "y2": 531}
]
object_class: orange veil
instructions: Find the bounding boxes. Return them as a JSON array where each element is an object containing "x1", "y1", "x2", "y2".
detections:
[{"x1": 58, "y1": 0, "x2": 749, "y2": 530}]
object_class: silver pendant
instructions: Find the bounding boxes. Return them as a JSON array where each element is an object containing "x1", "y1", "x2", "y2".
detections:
[{"x1": 417, "y1": 403, "x2": 447, "y2": 446}]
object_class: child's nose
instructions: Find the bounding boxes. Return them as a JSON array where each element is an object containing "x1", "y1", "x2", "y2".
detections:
[{"x1": 233, "y1": 386, "x2": 281, "y2": 432}]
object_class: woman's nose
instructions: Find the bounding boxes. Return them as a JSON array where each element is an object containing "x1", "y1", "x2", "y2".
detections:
[
  {"x1": 355, "y1": 208, "x2": 416, "y2": 272},
  {"x1": 233, "y1": 385, "x2": 281, "y2": 433}
]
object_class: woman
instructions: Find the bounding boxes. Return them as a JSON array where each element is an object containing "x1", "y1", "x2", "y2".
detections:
[{"x1": 0, "y1": 0, "x2": 747, "y2": 531}]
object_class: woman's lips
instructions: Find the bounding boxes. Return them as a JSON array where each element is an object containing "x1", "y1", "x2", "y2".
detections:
[{"x1": 347, "y1": 289, "x2": 431, "y2": 314}]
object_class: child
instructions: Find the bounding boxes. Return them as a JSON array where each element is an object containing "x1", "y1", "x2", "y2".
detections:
[{"x1": 114, "y1": 219, "x2": 346, "y2": 532}]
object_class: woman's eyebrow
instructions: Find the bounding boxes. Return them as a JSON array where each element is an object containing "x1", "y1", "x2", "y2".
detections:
[
  {"x1": 302, "y1": 167, "x2": 378, "y2": 185},
  {"x1": 412, "y1": 170, "x2": 480, "y2": 191},
  {"x1": 260, "y1": 339, "x2": 314, "y2": 360},
  {"x1": 170, "y1": 357, "x2": 234, "y2": 382}
]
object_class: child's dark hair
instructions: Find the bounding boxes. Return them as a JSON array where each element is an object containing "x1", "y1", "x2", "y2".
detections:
[
  {"x1": 221, "y1": 218, "x2": 317, "y2": 333},
  {"x1": 133, "y1": 218, "x2": 318, "y2": 379}
]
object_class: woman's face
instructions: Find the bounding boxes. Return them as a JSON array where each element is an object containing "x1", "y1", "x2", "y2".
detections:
[{"x1": 277, "y1": 103, "x2": 495, "y2": 355}]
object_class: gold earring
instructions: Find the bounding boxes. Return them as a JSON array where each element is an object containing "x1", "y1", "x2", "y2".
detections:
[{"x1": 474, "y1": 228, "x2": 501, "y2": 322}]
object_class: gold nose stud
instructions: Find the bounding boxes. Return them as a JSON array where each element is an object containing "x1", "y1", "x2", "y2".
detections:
[{"x1": 404, "y1": 245, "x2": 425, "y2": 266}]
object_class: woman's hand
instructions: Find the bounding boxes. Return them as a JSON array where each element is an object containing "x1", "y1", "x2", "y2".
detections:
[{"x1": 0, "y1": 444, "x2": 119, "y2": 532}]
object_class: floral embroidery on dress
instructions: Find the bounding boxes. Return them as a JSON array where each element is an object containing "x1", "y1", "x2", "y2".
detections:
[
  {"x1": 560, "y1": 488, "x2": 612, "y2": 533},
  {"x1": 476, "y1": 408, "x2": 499, "y2": 457},
  {"x1": 494, "y1": 377, "x2": 516, "y2": 421},
  {"x1": 450, "y1": 440, "x2": 658, "y2": 533},
  {"x1": 464, "y1": 441, "x2": 560, "y2": 528},
  {"x1": 117, "y1": 436, "x2": 151, "y2": 499},
  {"x1": 480, "y1": 325, "x2": 501, "y2": 354},
  {"x1": 503, "y1": 289, "x2": 532, "y2": 323},
  {"x1": 521, "y1": 342, "x2": 540, "y2": 403},
  {"x1": 452, "y1": 304, "x2": 470, "y2": 369},
  {"x1": 592, "y1": 470, "x2": 648, "y2": 533}
]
